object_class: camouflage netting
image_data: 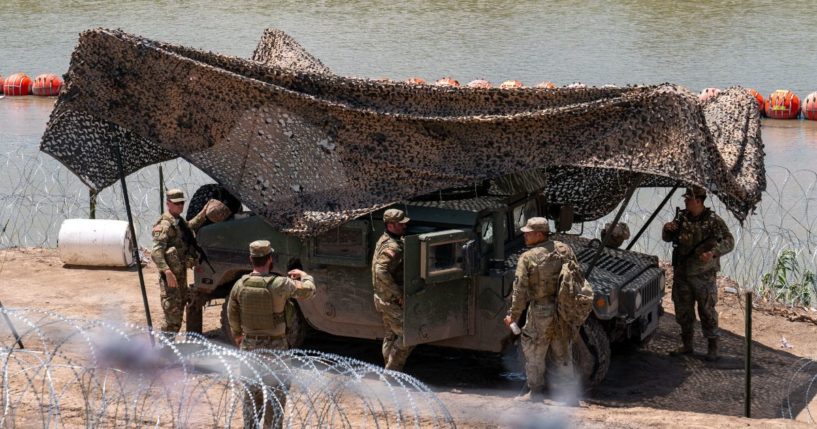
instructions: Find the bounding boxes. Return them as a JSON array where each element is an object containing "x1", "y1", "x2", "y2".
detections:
[{"x1": 40, "y1": 28, "x2": 764, "y2": 236}]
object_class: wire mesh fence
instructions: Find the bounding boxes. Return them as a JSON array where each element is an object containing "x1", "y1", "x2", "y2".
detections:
[{"x1": 1, "y1": 148, "x2": 816, "y2": 307}]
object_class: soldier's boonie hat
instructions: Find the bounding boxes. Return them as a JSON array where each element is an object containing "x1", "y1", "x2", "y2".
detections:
[
  {"x1": 166, "y1": 188, "x2": 185, "y2": 203},
  {"x1": 520, "y1": 217, "x2": 550, "y2": 233},
  {"x1": 383, "y1": 208, "x2": 410, "y2": 224},
  {"x1": 249, "y1": 240, "x2": 273, "y2": 257},
  {"x1": 682, "y1": 186, "x2": 707, "y2": 199}
]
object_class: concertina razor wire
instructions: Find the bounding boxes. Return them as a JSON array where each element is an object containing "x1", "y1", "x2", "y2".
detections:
[
  {"x1": 1, "y1": 149, "x2": 816, "y2": 306},
  {"x1": 0, "y1": 307, "x2": 455, "y2": 428}
]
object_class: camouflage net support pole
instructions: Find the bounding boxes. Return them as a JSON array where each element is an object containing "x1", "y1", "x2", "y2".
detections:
[
  {"x1": 89, "y1": 188, "x2": 97, "y2": 219},
  {"x1": 745, "y1": 290, "x2": 752, "y2": 418},
  {"x1": 112, "y1": 136, "x2": 154, "y2": 342},
  {"x1": 158, "y1": 165, "x2": 164, "y2": 216},
  {"x1": 626, "y1": 186, "x2": 679, "y2": 251}
]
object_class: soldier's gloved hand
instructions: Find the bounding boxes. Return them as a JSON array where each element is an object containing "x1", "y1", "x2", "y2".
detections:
[
  {"x1": 699, "y1": 251, "x2": 715, "y2": 263},
  {"x1": 234, "y1": 334, "x2": 243, "y2": 347},
  {"x1": 288, "y1": 269, "x2": 307, "y2": 280},
  {"x1": 503, "y1": 315, "x2": 513, "y2": 327},
  {"x1": 164, "y1": 270, "x2": 178, "y2": 288},
  {"x1": 663, "y1": 221, "x2": 679, "y2": 232}
]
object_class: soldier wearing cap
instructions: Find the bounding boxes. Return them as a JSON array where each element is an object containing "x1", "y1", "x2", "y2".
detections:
[
  {"x1": 227, "y1": 240, "x2": 315, "y2": 428},
  {"x1": 504, "y1": 217, "x2": 588, "y2": 404},
  {"x1": 151, "y1": 188, "x2": 217, "y2": 335},
  {"x1": 371, "y1": 208, "x2": 414, "y2": 371},
  {"x1": 662, "y1": 185, "x2": 734, "y2": 361}
]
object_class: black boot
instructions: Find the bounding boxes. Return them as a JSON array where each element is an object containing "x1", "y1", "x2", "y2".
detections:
[
  {"x1": 705, "y1": 338, "x2": 719, "y2": 361},
  {"x1": 670, "y1": 332, "x2": 694, "y2": 356}
]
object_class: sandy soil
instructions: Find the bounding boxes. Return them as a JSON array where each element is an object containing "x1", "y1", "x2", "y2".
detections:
[{"x1": 1, "y1": 248, "x2": 816, "y2": 428}]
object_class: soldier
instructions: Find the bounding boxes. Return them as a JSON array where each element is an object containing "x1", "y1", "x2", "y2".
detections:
[
  {"x1": 662, "y1": 186, "x2": 734, "y2": 361},
  {"x1": 503, "y1": 217, "x2": 587, "y2": 404},
  {"x1": 371, "y1": 208, "x2": 414, "y2": 371},
  {"x1": 227, "y1": 240, "x2": 316, "y2": 429},
  {"x1": 151, "y1": 188, "x2": 210, "y2": 336}
]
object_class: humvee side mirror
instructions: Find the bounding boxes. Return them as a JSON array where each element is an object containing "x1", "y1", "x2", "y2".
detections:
[{"x1": 556, "y1": 205, "x2": 574, "y2": 232}]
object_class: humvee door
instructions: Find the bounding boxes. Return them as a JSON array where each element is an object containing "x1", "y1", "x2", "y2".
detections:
[{"x1": 402, "y1": 229, "x2": 478, "y2": 346}]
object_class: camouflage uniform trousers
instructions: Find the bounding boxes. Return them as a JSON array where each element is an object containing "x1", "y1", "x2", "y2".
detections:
[
  {"x1": 241, "y1": 336, "x2": 289, "y2": 429},
  {"x1": 521, "y1": 304, "x2": 577, "y2": 394},
  {"x1": 159, "y1": 268, "x2": 189, "y2": 334},
  {"x1": 379, "y1": 306, "x2": 415, "y2": 372},
  {"x1": 672, "y1": 271, "x2": 719, "y2": 339}
]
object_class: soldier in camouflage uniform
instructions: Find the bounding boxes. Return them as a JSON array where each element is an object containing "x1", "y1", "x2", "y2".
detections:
[
  {"x1": 662, "y1": 186, "x2": 734, "y2": 361},
  {"x1": 151, "y1": 189, "x2": 210, "y2": 335},
  {"x1": 504, "y1": 217, "x2": 586, "y2": 404},
  {"x1": 228, "y1": 240, "x2": 316, "y2": 429},
  {"x1": 371, "y1": 208, "x2": 414, "y2": 371}
]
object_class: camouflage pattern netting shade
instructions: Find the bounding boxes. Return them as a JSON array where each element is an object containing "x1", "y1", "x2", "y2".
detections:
[{"x1": 40, "y1": 28, "x2": 764, "y2": 236}]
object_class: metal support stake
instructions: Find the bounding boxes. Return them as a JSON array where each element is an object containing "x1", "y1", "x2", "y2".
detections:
[
  {"x1": 112, "y1": 137, "x2": 155, "y2": 345},
  {"x1": 626, "y1": 185, "x2": 679, "y2": 251},
  {"x1": 586, "y1": 174, "x2": 642, "y2": 278},
  {"x1": 0, "y1": 300, "x2": 24, "y2": 349},
  {"x1": 89, "y1": 188, "x2": 98, "y2": 219},
  {"x1": 158, "y1": 165, "x2": 164, "y2": 215},
  {"x1": 745, "y1": 290, "x2": 752, "y2": 418}
]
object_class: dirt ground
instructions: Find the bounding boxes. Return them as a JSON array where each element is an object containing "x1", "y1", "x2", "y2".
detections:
[{"x1": 1, "y1": 247, "x2": 816, "y2": 428}]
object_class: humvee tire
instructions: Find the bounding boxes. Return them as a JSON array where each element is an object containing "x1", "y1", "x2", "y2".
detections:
[
  {"x1": 571, "y1": 316, "x2": 611, "y2": 389},
  {"x1": 220, "y1": 299, "x2": 308, "y2": 349},
  {"x1": 186, "y1": 184, "x2": 242, "y2": 222}
]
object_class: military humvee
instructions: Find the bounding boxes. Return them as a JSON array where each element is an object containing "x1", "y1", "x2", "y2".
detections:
[{"x1": 188, "y1": 181, "x2": 665, "y2": 387}]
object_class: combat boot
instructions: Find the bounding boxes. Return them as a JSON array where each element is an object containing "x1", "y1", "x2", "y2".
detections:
[
  {"x1": 705, "y1": 338, "x2": 719, "y2": 361},
  {"x1": 670, "y1": 332, "x2": 694, "y2": 356},
  {"x1": 515, "y1": 387, "x2": 544, "y2": 402}
]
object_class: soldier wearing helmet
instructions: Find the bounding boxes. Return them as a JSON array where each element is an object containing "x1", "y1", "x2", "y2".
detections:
[
  {"x1": 662, "y1": 185, "x2": 734, "y2": 361},
  {"x1": 504, "y1": 217, "x2": 588, "y2": 404},
  {"x1": 371, "y1": 208, "x2": 414, "y2": 371}
]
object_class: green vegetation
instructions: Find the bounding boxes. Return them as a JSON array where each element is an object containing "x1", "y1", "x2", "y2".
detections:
[{"x1": 759, "y1": 249, "x2": 817, "y2": 307}]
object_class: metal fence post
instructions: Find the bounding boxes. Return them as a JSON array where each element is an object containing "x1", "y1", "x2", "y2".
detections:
[{"x1": 745, "y1": 290, "x2": 752, "y2": 418}]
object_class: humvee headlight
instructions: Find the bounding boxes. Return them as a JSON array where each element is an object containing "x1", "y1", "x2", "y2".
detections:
[
  {"x1": 635, "y1": 291, "x2": 643, "y2": 310},
  {"x1": 594, "y1": 297, "x2": 607, "y2": 309}
]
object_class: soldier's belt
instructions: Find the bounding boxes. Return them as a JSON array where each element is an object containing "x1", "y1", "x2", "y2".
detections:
[
  {"x1": 531, "y1": 300, "x2": 555, "y2": 309},
  {"x1": 244, "y1": 333, "x2": 285, "y2": 340}
]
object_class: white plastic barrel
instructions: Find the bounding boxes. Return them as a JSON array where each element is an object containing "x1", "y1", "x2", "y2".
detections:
[{"x1": 58, "y1": 219, "x2": 134, "y2": 267}]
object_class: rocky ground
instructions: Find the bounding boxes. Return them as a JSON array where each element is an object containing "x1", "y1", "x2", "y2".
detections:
[{"x1": 0, "y1": 247, "x2": 815, "y2": 428}]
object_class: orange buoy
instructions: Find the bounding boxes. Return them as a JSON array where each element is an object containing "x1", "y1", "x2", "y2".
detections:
[
  {"x1": 31, "y1": 73, "x2": 63, "y2": 96},
  {"x1": 699, "y1": 87, "x2": 721, "y2": 102},
  {"x1": 746, "y1": 88, "x2": 765, "y2": 114},
  {"x1": 466, "y1": 79, "x2": 492, "y2": 89},
  {"x1": 765, "y1": 89, "x2": 800, "y2": 119},
  {"x1": 434, "y1": 77, "x2": 460, "y2": 87},
  {"x1": 3, "y1": 73, "x2": 32, "y2": 96},
  {"x1": 405, "y1": 77, "x2": 426, "y2": 85},
  {"x1": 499, "y1": 80, "x2": 524, "y2": 89},
  {"x1": 802, "y1": 92, "x2": 817, "y2": 121},
  {"x1": 535, "y1": 81, "x2": 556, "y2": 89}
]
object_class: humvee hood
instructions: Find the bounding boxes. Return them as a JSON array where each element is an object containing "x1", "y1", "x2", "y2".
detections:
[{"x1": 40, "y1": 28, "x2": 764, "y2": 235}]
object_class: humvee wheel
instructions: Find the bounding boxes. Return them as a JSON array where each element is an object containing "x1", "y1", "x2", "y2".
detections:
[
  {"x1": 220, "y1": 299, "x2": 308, "y2": 348},
  {"x1": 572, "y1": 316, "x2": 611, "y2": 389}
]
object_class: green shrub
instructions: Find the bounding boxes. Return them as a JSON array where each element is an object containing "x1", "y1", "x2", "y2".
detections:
[{"x1": 758, "y1": 249, "x2": 817, "y2": 307}]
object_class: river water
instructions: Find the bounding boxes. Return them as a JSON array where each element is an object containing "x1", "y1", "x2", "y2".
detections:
[{"x1": 1, "y1": 1, "x2": 816, "y2": 287}]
